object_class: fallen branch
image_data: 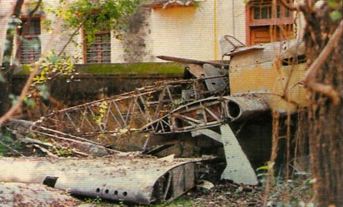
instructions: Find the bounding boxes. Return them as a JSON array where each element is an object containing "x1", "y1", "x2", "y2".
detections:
[
  {"x1": 30, "y1": 129, "x2": 112, "y2": 156},
  {"x1": 22, "y1": 136, "x2": 89, "y2": 157},
  {"x1": 304, "y1": 20, "x2": 343, "y2": 105}
]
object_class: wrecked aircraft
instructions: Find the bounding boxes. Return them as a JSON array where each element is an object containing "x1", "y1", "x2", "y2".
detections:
[{"x1": 3, "y1": 37, "x2": 307, "y2": 205}]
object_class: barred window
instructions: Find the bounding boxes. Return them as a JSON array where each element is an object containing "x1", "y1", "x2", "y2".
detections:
[
  {"x1": 85, "y1": 32, "x2": 111, "y2": 63},
  {"x1": 19, "y1": 18, "x2": 41, "y2": 64}
]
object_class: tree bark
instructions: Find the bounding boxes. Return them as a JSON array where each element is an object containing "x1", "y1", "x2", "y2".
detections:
[
  {"x1": 302, "y1": 1, "x2": 343, "y2": 206},
  {"x1": 0, "y1": 0, "x2": 24, "y2": 116}
]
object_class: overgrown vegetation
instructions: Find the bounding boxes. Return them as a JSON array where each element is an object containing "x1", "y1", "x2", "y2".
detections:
[{"x1": 0, "y1": 130, "x2": 21, "y2": 156}]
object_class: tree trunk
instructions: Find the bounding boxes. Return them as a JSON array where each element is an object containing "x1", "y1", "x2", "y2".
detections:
[
  {"x1": 303, "y1": 1, "x2": 343, "y2": 206},
  {"x1": 0, "y1": 0, "x2": 24, "y2": 116}
]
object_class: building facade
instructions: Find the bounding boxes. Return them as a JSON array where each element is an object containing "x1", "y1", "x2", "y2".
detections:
[{"x1": 0, "y1": 0, "x2": 304, "y2": 65}]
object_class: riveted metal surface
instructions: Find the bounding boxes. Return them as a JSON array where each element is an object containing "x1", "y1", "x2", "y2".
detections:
[{"x1": 0, "y1": 157, "x2": 200, "y2": 204}]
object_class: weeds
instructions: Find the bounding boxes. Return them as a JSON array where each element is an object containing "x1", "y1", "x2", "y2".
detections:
[
  {"x1": 258, "y1": 165, "x2": 316, "y2": 207},
  {"x1": 0, "y1": 130, "x2": 22, "y2": 156}
]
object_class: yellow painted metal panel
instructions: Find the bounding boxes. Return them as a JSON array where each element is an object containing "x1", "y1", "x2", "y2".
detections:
[{"x1": 229, "y1": 41, "x2": 307, "y2": 112}]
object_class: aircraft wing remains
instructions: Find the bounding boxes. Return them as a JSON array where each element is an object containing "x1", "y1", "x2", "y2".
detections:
[{"x1": 0, "y1": 156, "x2": 210, "y2": 205}]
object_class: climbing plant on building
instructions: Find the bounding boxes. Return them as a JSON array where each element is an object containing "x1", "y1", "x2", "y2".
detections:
[{"x1": 43, "y1": 0, "x2": 142, "y2": 56}]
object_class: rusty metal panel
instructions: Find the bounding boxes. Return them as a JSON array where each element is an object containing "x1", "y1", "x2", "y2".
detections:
[{"x1": 187, "y1": 64, "x2": 205, "y2": 78}]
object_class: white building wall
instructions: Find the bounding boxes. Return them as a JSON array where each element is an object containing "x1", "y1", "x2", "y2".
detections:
[
  {"x1": 41, "y1": 0, "x2": 84, "y2": 63},
  {"x1": 0, "y1": 1, "x2": 15, "y2": 63},
  {"x1": 216, "y1": 0, "x2": 247, "y2": 57},
  {"x1": 3, "y1": 0, "x2": 306, "y2": 64},
  {"x1": 149, "y1": 5, "x2": 214, "y2": 61},
  {"x1": 146, "y1": 0, "x2": 248, "y2": 62},
  {"x1": 111, "y1": 36, "x2": 125, "y2": 63}
]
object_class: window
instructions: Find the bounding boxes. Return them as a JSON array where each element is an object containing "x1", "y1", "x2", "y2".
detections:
[
  {"x1": 85, "y1": 32, "x2": 111, "y2": 64},
  {"x1": 19, "y1": 18, "x2": 41, "y2": 64},
  {"x1": 246, "y1": 0, "x2": 294, "y2": 45}
]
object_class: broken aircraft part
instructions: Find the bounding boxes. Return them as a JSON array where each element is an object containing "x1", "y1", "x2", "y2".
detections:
[
  {"x1": 192, "y1": 124, "x2": 258, "y2": 185},
  {"x1": 32, "y1": 78, "x2": 228, "y2": 143},
  {"x1": 142, "y1": 96, "x2": 270, "y2": 134},
  {"x1": 0, "y1": 157, "x2": 210, "y2": 205},
  {"x1": 228, "y1": 40, "x2": 307, "y2": 112},
  {"x1": 5, "y1": 40, "x2": 308, "y2": 196},
  {"x1": 219, "y1": 124, "x2": 258, "y2": 185},
  {"x1": 220, "y1": 35, "x2": 246, "y2": 57},
  {"x1": 203, "y1": 64, "x2": 227, "y2": 92},
  {"x1": 157, "y1": 55, "x2": 229, "y2": 69}
]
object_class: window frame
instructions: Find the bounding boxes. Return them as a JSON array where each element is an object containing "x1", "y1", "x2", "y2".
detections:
[
  {"x1": 246, "y1": 0, "x2": 294, "y2": 45},
  {"x1": 83, "y1": 30, "x2": 112, "y2": 64},
  {"x1": 17, "y1": 16, "x2": 42, "y2": 64}
]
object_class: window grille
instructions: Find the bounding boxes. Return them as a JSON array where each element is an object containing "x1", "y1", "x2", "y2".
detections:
[
  {"x1": 250, "y1": 0, "x2": 292, "y2": 21},
  {"x1": 85, "y1": 33, "x2": 111, "y2": 63},
  {"x1": 19, "y1": 18, "x2": 41, "y2": 64}
]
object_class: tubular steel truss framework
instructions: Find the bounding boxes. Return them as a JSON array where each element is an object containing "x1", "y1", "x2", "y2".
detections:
[
  {"x1": 142, "y1": 96, "x2": 270, "y2": 134},
  {"x1": 33, "y1": 78, "x2": 229, "y2": 142}
]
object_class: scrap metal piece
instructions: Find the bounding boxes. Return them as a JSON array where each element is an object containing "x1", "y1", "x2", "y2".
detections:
[
  {"x1": 229, "y1": 40, "x2": 307, "y2": 112},
  {"x1": 0, "y1": 157, "x2": 202, "y2": 205},
  {"x1": 192, "y1": 125, "x2": 258, "y2": 185},
  {"x1": 226, "y1": 45, "x2": 264, "y2": 56},
  {"x1": 220, "y1": 124, "x2": 258, "y2": 185},
  {"x1": 185, "y1": 64, "x2": 205, "y2": 79},
  {"x1": 157, "y1": 55, "x2": 229, "y2": 68},
  {"x1": 32, "y1": 79, "x2": 208, "y2": 143},
  {"x1": 203, "y1": 64, "x2": 227, "y2": 92},
  {"x1": 220, "y1": 35, "x2": 246, "y2": 57},
  {"x1": 142, "y1": 96, "x2": 270, "y2": 134}
]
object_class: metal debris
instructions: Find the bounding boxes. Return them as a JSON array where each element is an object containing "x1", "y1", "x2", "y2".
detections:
[
  {"x1": 143, "y1": 96, "x2": 270, "y2": 134},
  {"x1": 192, "y1": 125, "x2": 258, "y2": 185},
  {"x1": 33, "y1": 79, "x2": 226, "y2": 142},
  {"x1": 219, "y1": 125, "x2": 258, "y2": 185},
  {"x1": 0, "y1": 157, "x2": 210, "y2": 205},
  {"x1": 4, "y1": 40, "x2": 309, "y2": 204}
]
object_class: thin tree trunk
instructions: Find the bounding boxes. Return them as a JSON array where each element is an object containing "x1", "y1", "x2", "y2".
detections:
[{"x1": 0, "y1": 0, "x2": 24, "y2": 116}]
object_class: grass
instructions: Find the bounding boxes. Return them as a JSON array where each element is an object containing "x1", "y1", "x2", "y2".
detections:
[{"x1": 152, "y1": 197, "x2": 194, "y2": 207}]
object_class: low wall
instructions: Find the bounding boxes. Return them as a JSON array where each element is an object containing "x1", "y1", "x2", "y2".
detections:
[{"x1": 12, "y1": 73, "x2": 183, "y2": 106}]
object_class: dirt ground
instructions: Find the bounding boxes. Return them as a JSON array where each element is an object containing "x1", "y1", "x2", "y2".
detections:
[{"x1": 77, "y1": 181, "x2": 264, "y2": 207}]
